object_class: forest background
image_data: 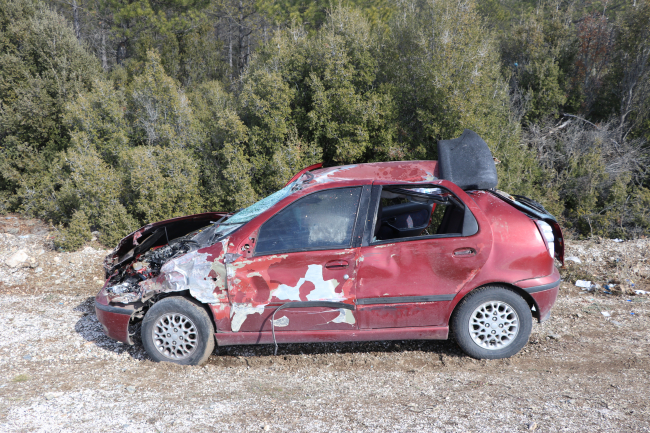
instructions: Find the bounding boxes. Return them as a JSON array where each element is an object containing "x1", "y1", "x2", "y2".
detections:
[{"x1": 1, "y1": 0, "x2": 649, "y2": 250}]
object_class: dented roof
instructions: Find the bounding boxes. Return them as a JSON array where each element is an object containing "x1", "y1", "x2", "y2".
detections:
[{"x1": 309, "y1": 161, "x2": 439, "y2": 184}]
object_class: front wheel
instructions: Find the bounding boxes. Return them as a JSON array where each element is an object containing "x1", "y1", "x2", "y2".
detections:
[
  {"x1": 451, "y1": 286, "x2": 532, "y2": 359},
  {"x1": 141, "y1": 296, "x2": 215, "y2": 365}
]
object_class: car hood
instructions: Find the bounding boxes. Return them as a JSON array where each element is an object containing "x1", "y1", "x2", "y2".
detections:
[{"x1": 104, "y1": 212, "x2": 230, "y2": 276}]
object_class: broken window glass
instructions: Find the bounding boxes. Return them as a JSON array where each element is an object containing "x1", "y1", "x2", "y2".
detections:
[
  {"x1": 226, "y1": 182, "x2": 297, "y2": 225},
  {"x1": 255, "y1": 187, "x2": 362, "y2": 255}
]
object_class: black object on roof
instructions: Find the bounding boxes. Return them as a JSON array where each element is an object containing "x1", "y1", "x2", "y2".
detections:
[{"x1": 437, "y1": 129, "x2": 498, "y2": 190}]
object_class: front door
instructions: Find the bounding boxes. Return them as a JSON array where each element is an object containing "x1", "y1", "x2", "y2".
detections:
[{"x1": 227, "y1": 186, "x2": 366, "y2": 333}]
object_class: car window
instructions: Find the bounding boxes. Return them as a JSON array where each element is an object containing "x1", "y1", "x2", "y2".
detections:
[
  {"x1": 374, "y1": 186, "x2": 468, "y2": 242},
  {"x1": 255, "y1": 187, "x2": 362, "y2": 255},
  {"x1": 226, "y1": 182, "x2": 296, "y2": 225}
]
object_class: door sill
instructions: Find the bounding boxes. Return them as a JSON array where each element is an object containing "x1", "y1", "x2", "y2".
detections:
[{"x1": 215, "y1": 326, "x2": 449, "y2": 346}]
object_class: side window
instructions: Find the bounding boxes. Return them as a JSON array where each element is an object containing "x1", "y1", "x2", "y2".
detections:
[
  {"x1": 374, "y1": 186, "x2": 474, "y2": 242},
  {"x1": 255, "y1": 187, "x2": 362, "y2": 255}
]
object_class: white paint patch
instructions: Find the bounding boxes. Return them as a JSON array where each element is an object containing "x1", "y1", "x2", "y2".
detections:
[
  {"x1": 272, "y1": 316, "x2": 289, "y2": 327},
  {"x1": 328, "y1": 308, "x2": 356, "y2": 325},
  {"x1": 422, "y1": 171, "x2": 437, "y2": 182},
  {"x1": 140, "y1": 250, "x2": 219, "y2": 303},
  {"x1": 246, "y1": 272, "x2": 263, "y2": 278},
  {"x1": 230, "y1": 303, "x2": 265, "y2": 332},
  {"x1": 271, "y1": 264, "x2": 341, "y2": 301}
]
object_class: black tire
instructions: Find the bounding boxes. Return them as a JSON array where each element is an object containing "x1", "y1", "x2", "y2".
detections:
[
  {"x1": 451, "y1": 286, "x2": 532, "y2": 359},
  {"x1": 141, "y1": 296, "x2": 215, "y2": 366}
]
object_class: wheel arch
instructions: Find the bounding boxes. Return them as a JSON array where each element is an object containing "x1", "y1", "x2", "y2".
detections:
[
  {"x1": 449, "y1": 282, "x2": 541, "y2": 327},
  {"x1": 145, "y1": 291, "x2": 219, "y2": 333}
]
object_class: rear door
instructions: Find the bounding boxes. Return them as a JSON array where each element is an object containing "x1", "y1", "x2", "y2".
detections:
[
  {"x1": 355, "y1": 182, "x2": 492, "y2": 329},
  {"x1": 227, "y1": 186, "x2": 370, "y2": 333}
]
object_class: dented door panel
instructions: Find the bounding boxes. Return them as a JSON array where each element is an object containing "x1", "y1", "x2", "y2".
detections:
[
  {"x1": 226, "y1": 250, "x2": 359, "y2": 332},
  {"x1": 356, "y1": 181, "x2": 493, "y2": 329},
  {"x1": 356, "y1": 237, "x2": 489, "y2": 328}
]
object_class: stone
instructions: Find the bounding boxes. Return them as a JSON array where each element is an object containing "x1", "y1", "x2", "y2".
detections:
[
  {"x1": 126, "y1": 386, "x2": 136, "y2": 393},
  {"x1": 6, "y1": 250, "x2": 29, "y2": 268}
]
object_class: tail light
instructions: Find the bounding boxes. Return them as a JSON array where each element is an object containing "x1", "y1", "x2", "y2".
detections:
[{"x1": 535, "y1": 220, "x2": 555, "y2": 258}]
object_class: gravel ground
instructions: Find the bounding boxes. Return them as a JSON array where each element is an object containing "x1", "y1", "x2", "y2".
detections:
[{"x1": 1, "y1": 215, "x2": 649, "y2": 432}]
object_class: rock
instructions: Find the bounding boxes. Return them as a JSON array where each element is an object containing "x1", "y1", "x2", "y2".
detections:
[
  {"x1": 126, "y1": 386, "x2": 136, "y2": 393},
  {"x1": 44, "y1": 392, "x2": 63, "y2": 401},
  {"x1": 6, "y1": 250, "x2": 29, "y2": 268},
  {"x1": 7, "y1": 227, "x2": 19, "y2": 234},
  {"x1": 565, "y1": 256, "x2": 581, "y2": 264},
  {"x1": 54, "y1": 257, "x2": 60, "y2": 263},
  {"x1": 35, "y1": 267, "x2": 43, "y2": 273},
  {"x1": 548, "y1": 334, "x2": 561, "y2": 340},
  {"x1": 23, "y1": 354, "x2": 32, "y2": 360},
  {"x1": 528, "y1": 422, "x2": 538, "y2": 431},
  {"x1": 264, "y1": 425, "x2": 270, "y2": 431}
]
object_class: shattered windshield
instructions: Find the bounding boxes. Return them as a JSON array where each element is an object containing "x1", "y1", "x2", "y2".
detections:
[{"x1": 225, "y1": 182, "x2": 297, "y2": 225}]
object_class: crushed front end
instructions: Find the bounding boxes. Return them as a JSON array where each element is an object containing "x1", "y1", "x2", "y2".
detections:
[{"x1": 94, "y1": 212, "x2": 237, "y2": 344}]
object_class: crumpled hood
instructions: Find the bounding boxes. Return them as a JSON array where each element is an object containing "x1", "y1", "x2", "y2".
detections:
[{"x1": 104, "y1": 212, "x2": 229, "y2": 276}]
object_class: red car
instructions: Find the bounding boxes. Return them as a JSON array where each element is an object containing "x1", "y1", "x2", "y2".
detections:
[{"x1": 95, "y1": 130, "x2": 563, "y2": 365}]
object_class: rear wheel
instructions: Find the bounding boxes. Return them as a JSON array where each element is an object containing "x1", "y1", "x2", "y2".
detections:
[
  {"x1": 451, "y1": 286, "x2": 532, "y2": 359},
  {"x1": 141, "y1": 296, "x2": 215, "y2": 365}
]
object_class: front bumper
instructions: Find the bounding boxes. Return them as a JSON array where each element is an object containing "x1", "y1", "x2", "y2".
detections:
[
  {"x1": 515, "y1": 269, "x2": 561, "y2": 323},
  {"x1": 95, "y1": 300, "x2": 134, "y2": 345}
]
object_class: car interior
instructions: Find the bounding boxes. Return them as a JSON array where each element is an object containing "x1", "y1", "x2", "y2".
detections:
[{"x1": 373, "y1": 186, "x2": 477, "y2": 242}]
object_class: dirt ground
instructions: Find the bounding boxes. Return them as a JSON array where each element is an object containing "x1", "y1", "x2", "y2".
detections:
[{"x1": 1, "y1": 215, "x2": 649, "y2": 432}]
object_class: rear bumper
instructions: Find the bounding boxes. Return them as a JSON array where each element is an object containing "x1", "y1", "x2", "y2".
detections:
[
  {"x1": 95, "y1": 300, "x2": 134, "y2": 345},
  {"x1": 515, "y1": 269, "x2": 561, "y2": 323}
]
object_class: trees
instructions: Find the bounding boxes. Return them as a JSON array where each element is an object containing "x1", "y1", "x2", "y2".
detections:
[
  {"x1": 1, "y1": 0, "x2": 649, "y2": 247},
  {"x1": 0, "y1": 0, "x2": 99, "y2": 212}
]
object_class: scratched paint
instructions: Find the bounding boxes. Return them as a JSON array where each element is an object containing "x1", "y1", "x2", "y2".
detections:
[
  {"x1": 230, "y1": 303, "x2": 265, "y2": 332},
  {"x1": 328, "y1": 308, "x2": 356, "y2": 325},
  {"x1": 272, "y1": 316, "x2": 290, "y2": 327},
  {"x1": 271, "y1": 264, "x2": 342, "y2": 301}
]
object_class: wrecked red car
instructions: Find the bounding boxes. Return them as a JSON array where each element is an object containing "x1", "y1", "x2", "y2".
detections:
[{"x1": 95, "y1": 130, "x2": 563, "y2": 365}]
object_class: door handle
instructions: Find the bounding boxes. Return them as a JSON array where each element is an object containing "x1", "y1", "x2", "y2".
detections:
[
  {"x1": 325, "y1": 260, "x2": 349, "y2": 269},
  {"x1": 453, "y1": 248, "x2": 476, "y2": 257}
]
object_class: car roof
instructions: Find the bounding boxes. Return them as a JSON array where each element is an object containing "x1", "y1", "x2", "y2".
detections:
[{"x1": 309, "y1": 160, "x2": 439, "y2": 184}]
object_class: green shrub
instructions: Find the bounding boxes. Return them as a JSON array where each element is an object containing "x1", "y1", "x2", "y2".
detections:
[
  {"x1": 54, "y1": 210, "x2": 92, "y2": 251},
  {"x1": 120, "y1": 146, "x2": 203, "y2": 223},
  {"x1": 96, "y1": 202, "x2": 139, "y2": 247}
]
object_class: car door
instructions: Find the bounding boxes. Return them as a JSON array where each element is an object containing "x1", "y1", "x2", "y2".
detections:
[
  {"x1": 355, "y1": 182, "x2": 492, "y2": 329},
  {"x1": 226, "y1": 186, "x2": 369, "y2": 333}
]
